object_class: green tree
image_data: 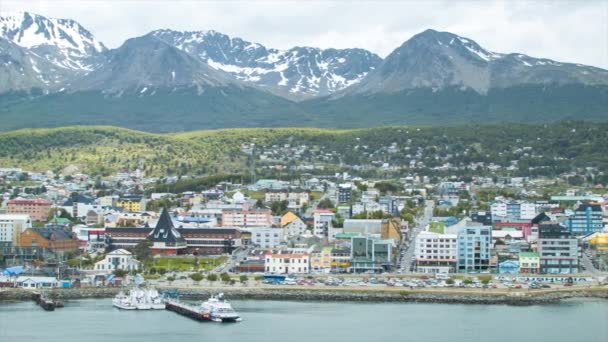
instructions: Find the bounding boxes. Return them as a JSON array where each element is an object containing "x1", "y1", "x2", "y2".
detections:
[
  {"x1": 113, "y1": 269, "x2": 128, "y2": 278},
  {"x1": 190, "y1": 273, "x2": 203, "y2": 282},
  {"x1": 207, "y1": 273, "x2": 218, "y2": 284},
  {"x1": 132, "y1": 240, "x2": 153, "y2": 263},
  {"x1": 239, "y1": 275, "x2": 248, "y2": 284},
  {"x1": 317, "y1": 198, "x2": 334, "y2": 209},
  {"x1": 220, "y1": 272, "x2": 231, "y2": 283}
]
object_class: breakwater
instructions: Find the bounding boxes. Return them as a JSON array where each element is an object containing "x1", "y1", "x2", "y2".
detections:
[{"x1": 2, "y1": 286, "x2": 607, "y2": 305}]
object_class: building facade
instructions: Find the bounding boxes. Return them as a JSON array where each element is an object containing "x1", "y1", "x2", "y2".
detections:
[
  {"x1": 313, "y1": 210, "x2": 335, "y2": 239},
  {"x1": 7, "y1": 198, "x2": 51, "y2": 221},
  {"x1": 519, "y1": 252, "x2": 540, "y2": 274},
  {"x1": 221, "y1": 209, "x2": 272, "y2": 227},
  {"x1": 568, "y1": 203, "x2": 603, "y2": 236},
  {"x1": 538, "y1": 224, "x2": 579, "y2": 274},
  {"x1": 414, "y1": 231, "x2": 458, "y2": 274},
  {"x1": 265, "y1": 253, "x2": 310, "y2": 274},
  {"x1": 94, "y1": 249, "x2": 141, "y2": 273},
  {"x1": 0, "y1": 214, "x2": 32, "y2": 247},
  {"x1": 457, "y1": 226, "x2": 491, "y2": 272}
]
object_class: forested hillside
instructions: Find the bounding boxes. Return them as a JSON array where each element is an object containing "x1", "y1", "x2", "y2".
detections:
[{"x1": 0, "y1": 122, "x2": 606, "y2": 180}]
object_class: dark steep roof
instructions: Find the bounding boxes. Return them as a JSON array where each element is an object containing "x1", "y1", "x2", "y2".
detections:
[
  {"x1": 32, "y1": 227, "x2": 74, "y2": 241},
  {"x1": 147, "y1": 208, "x2": 186, "y2": 244}
]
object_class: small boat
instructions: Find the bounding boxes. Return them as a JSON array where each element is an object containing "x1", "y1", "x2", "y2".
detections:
[
  {"x1": 145, "y1": 288, "x2": 166, "y2": 310},
  {"x1": 38, "y1": 293, "x2": 55, "y2": 311},
  {"x1": 113, "y1": 286, "x2": 165, "y2": 310},
  {"x1": 112, "y1": 291, "x2": 137, "y2": 310}
]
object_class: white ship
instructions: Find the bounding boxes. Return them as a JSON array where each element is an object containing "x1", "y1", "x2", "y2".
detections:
[{"x1": 166, "y1": 293, "x2": 242, "y2": 322}]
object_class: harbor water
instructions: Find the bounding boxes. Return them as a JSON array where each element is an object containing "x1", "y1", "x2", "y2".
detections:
[{"x1": 1, "y1": 298, "x2": 607, "y2": 342}]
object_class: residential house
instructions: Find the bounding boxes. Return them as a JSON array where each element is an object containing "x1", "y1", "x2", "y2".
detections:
[
  {"x1": 95, "y1": 249, "x2": 141, "y2": 273},
  {"x1": 265, "y1": 252, "x2": 310, "y2": 274},
  {"x1": 519, "y1": 252, "x2": 540, "y2": 274},
  {"x1": 15, "y1": 276, "x2": 58, "y2": 289},
  {"x1": 19, "y1": 227, "x2": 79, "y2": 253}
]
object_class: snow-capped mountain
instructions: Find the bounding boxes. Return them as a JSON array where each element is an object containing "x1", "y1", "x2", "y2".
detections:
[
  {"x1": 340, "y1": 29, "x2": 608, "y2": 96},
  {"x1": 71, "y1": 33, "x2": 235, "y2": 93},
  {"x1": 0, "y1": 11, "x2": 106, "y2": 92},
  {"x1": 151, "y1": 29, "x2": 382, "y2": 97}
]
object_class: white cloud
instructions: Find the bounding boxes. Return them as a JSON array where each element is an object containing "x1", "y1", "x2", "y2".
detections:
[{"x1": 1, "y1": 0, "x2": 607, "y2": 68}]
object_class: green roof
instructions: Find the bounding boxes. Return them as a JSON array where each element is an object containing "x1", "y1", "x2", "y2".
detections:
[
  {"x1": 335, "y1": 232, "x2": 361, "y2": 239},
  {"x1": 519, "y1": 252, "x2": 539, "y2": 258}
]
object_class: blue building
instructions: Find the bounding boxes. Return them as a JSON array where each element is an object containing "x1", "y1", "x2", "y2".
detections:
[
  {"x1": 498, "y1": 260, "x2": 520, "y2": 274},
  {"x1": 568, "y1": 203, "x2": 603, "y2": 236},
  {"x1": 457, "y1": 226, "x2": 492, "y2": 272}
]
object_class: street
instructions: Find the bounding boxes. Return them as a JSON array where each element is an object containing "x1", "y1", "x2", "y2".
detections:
[{"x1": 398, "y1": 200, "x2": 434, "y2": 274}]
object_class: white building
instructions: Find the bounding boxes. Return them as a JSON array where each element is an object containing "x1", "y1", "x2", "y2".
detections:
[
  {"x1": 0, "y1": 214, "x2": 32, "y2": 247},
  {"x1": 94, "y1": 249, "x2": 141, "y2": 273},
  {"x1": 281, "y1": 215, "x2": 308, "y2": 239},
  {"x1": 249, "y1": 227, "x2": 285, "y2": 248},
  {"x1": 313, "y1": 210, "x2": 335, "y2": 240},
  {"x1": 414, "y1": 231, "x2": 458, "y2": 274},
  {"x1": 15, "y1": 276, "x2": 58, "y2": 289},
  {"x1": 265, "y1": 253, "x2": 310, "y2": 274}
]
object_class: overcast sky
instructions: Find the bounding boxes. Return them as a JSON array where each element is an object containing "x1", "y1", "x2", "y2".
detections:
[{"x1": 2, "y1": 0, "x2": 607, "y2": 68}]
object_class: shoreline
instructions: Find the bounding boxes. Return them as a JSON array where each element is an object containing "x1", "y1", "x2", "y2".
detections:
[{"x1": 2, "y1": 286, "x2": 608, "y2": 305}]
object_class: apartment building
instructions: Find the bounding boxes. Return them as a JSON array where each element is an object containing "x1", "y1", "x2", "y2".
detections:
[
  {"x1": 7, "y1": 198, "x2": 51, "y2": 221},
  {"x1": 414, "y1": 231, "x2": 458, "y2": 274}
]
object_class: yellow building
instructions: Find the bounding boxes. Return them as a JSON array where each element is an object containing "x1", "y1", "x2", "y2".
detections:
[
  {"x1": 281, "y1": 211, "x2": 299, "y2": 226},
  {"x1": 116, "y1": 196, "x2": 145, "y2": 212},
  {"x1": 589, "y1": 233, "x2": 608, "y2": 254},
  {"x1": 381, "y1": 218, "x2": 402, "y2": 242},
  {"x1": 311, "y1": 247, "x2": 332, "y2": 272}
]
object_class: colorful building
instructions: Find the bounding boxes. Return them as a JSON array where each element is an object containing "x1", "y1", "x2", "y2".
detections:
[
  {"x1": 7, "y1": 198, "x2": 52, "y2": 222},
  {"x1": 519, "y1": 252, "x2": 540, "y2": 274}
]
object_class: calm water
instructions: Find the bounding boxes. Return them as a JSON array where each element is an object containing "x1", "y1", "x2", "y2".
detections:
[{"x1": 1, "y1": 298, "x2": 607, "y2": 342}]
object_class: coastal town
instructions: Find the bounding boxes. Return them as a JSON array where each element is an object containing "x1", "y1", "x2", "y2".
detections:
[{"x1": 0, "y1": 166, "x2": 606, "y2": 296}]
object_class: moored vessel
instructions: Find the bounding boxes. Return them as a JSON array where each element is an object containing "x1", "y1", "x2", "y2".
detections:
[{"x1": 165, "y1": 293, "x2": 242, "y2": 322}]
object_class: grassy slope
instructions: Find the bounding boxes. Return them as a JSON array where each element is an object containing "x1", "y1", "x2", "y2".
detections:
[{"x1": 0, "y1": 122, "x2": 607, "y2": 177}]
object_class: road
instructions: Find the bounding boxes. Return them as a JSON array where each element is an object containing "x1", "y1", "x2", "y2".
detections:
[
  {"x1": 398, "y1": 200, "x2": 434, "y2": 274},
  {"x1": 580, "y1": 249, "x2": 599, "y2": 274},
  {"x1": 216, "y1": 246, "x2": 250, "y2": 273}
]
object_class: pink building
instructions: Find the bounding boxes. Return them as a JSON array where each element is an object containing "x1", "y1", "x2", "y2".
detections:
[{"x1": 221, "y1": 209, "x2": 272, "y2": 227}]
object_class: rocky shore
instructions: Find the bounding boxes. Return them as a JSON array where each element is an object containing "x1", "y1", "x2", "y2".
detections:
[{"x1": 2, "y1": 286, "x2": 607, "y2": 305}]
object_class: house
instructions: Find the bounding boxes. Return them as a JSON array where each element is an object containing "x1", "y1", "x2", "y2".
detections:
[
  {"x1": 280, "y1": 212, "x2": 307, "y2": 238},
  {"x1": 15, "y1": 276, "x2": 58, "y2": 289},
  {"x1": 19, "y1": 227, "x2": 80, "y2": 252},
  {"x1": 95, "y1": 249, "x2": 141, "y2": 273},
  {"x1": 498, "y1": 260, "x2": 520, "y2": 274},
  {"x1": 519, "y1": 252, "x2": 540, "y2": 274},
  {"x1": 264, "y1": 252, "x2": 310, "y2": 274}
]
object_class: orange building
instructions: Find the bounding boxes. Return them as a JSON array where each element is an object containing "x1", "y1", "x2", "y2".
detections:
[
  {"x1": 7, "y1": 199, "x2": 52, "y2": 222},
  {"x1": 19, "y1": 227, "x2": 80, "y2": 252}
]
